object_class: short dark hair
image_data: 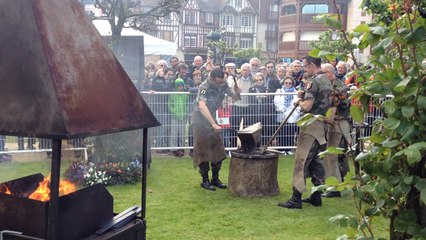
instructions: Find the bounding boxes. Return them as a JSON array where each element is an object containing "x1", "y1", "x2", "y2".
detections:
[
  {"x1": 304, "y1": 55, "x2": 321, "y2": 68},
  {"x1": 210, "y1": 67, "x2": 224, "y2": 79},
  {"x1": 176, "y1": 63, "x2": 188, "y2": 71}
]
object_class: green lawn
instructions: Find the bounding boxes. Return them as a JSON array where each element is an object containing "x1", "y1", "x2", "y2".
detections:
[{"x1": 0, "y1": 155, "x2": 389, "y2": 240}]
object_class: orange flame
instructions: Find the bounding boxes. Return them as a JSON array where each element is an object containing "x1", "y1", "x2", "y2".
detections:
[
  {"x1": 0, "y1": 185, "x2": 12, "y2": 195},
  {"x1": 28, "y1": 174, "x2": 76, "y2": 202}
]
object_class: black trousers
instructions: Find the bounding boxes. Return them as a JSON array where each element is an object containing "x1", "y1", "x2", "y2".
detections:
[{"x1": 199, "y1": 161, "x2": 222, "y2": 175}]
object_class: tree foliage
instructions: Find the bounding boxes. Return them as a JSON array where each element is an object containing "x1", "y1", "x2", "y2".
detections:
[
  {"x1": 93, "y1": 0, "x2": 185, "y2": 37},
  {"x1": 310, "y1": 0, "x2": 426, "y2": 239},
  {"x1": 308, "y1": 30, "x2": 348, "y2": 60},
  {"x1": 233, "y1": 48, "x2": 263, "y2": 63},
  {"x1": 206, "y1": 40, "x2": 238, "y2": 65}
]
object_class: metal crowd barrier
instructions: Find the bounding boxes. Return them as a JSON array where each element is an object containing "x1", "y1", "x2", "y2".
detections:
[
  {"x1": 141, "y1": 91, "x2": 389, "y2": 152},
  {"x1": 0, "y1": 92, "x2": 389, "y2": 156}
]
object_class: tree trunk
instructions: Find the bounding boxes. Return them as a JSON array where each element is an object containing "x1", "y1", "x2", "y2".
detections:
[{"x1": 228, "y1": 152, "x2": 279, "y2": 197}]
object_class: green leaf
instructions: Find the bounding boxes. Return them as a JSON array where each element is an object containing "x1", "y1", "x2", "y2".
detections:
[
  {"x1": 371, "y1": 45, "x2": 385, "y2": 55},
  {"x1": 348, "y1": 217, "x2": 358, "y2": 229},
  {"x1": 403, "y1": 176, "x2": 414, "y2": 184},
  {"x1": 382, "y1": 139, "x2": 401, "y2": 148},
  {"x1": 350, "y1": 105, "x2": 364, "y2": 123},
  {"x1": 401, "y1": 125, "x2": 417, "y2": 143},
  {"x1": 406, "y1": 26, "x2": 426, "y2": 44},
  {"x1": 383, "y1": 157, "x2": 396, "y2": 171},
  {"x1": 365, "y1": 207, "x2": 380, "y2": 216},
  {"x1": 407, "y1": 224, "x2": 422, "y2": 236},
  {"x1": 325, "y1": 17, "x2": 342, "y2": 29},
  {"x1": 415, "y1": 178, "x2": 426, "y2": 192},
  {"x1": 401, "y1": 105, "x2": 415, "y2": 118},
  {"x1": 384, "y1": 101, "x2": 396, "y2": 115},
  {"x1": 418, "y1": 96, "x2": 426, "y2": 110},
  {"x1": 325, "y1": 176, "x2": 340, "y2": 185},
  {"x1": 383, "y1": 117, "x2": 400, "y2": 130},
  {"x1": 371, "y1": 26, "x2": 388, "y2": 36},
  {"x1": 353, "y1": 23, "x2": 370, "y2": 33},
  {"x1": 309, "y1": 48, "x2": 320, "y2": 57},
  {"x1": 409, "y1": 142, "x2": 426, "y2": 151},
  {"x1": 406, "y1": 149, "x2": 422, "y2": 166},
  {"x1": 393, "y1": 77, "x2": 412, "y2": 92},
  {"x1": 355, "y1": 151, "x2": 371, "y2": 163},
  {"x1": 421, "y1": 189, "x2": 426, "y2": 204}
]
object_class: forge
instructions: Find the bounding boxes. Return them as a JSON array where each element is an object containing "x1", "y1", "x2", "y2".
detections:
[
  {"x1": 0, "y1": 174, "x2": 113, "y2": 240},
  {"x1": 0, "y1": 0, "x2": 159, "y2": 239}
]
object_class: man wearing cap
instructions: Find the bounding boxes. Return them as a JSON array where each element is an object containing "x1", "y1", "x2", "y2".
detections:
[{"x1": 192, "y1": 67, "x2": 241, "y2": 191}]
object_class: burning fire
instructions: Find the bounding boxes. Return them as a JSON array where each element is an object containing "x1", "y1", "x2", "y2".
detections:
[
  {"x1": 28, "y1": 174, "x2": 76, "y2": 202},
  {"x1": 0, "y1": 185, "x2": 11, "y2": 194},
  {"x1": 0, "y1": 174, "x2": 76, "y2": 202}
]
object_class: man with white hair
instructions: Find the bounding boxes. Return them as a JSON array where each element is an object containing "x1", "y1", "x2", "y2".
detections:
[
  {"x1": 188, "y1": 55, "x2": 205, "y2": 80},
  {"x1": 335, "y1": 61, "x2": 348, "y2": 82},
  {"x1": 156, "y1": 59, "x2": 168, "y2": 70},
  {"x1": 229, "y1": 63, "x2": 255, "y2": 146},
  {"x1": 318, "y1": 63, "x2": 351, "y2": 198},
  {"x1": 249, "y1": 57, "x2": 261, "y2": 76},
  {"x1": 291, "y1": 60, "x2": 304, "y2": 88}
]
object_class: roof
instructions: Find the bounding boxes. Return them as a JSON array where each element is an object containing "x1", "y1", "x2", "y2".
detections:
[{"x1": 197, "y1": 0, "x2": 227, "y2": 12}]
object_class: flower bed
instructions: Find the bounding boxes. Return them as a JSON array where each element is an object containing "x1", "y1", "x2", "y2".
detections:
[{"x1": 64, "y1": 159, "x2": 142, "y2": 186}]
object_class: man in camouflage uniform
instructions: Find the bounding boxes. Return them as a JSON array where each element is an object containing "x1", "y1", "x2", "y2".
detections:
[
  {"x1": 321, "y1": 63, "x2": 352, "y2": 198},
  {"x1": 278, "y1": 56, "x2": 332, "y2": 209},
  {"x1": 192, "y1": 67, "x2": 241, "y2": 191}
]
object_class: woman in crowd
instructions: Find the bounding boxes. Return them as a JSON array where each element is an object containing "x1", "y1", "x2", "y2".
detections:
[
  {"x1": 249, "y1": 72, "x2": 270, "y2": 145},
  {"x1": 273, "y1": 76, "x2": 300, "y2": 155}
]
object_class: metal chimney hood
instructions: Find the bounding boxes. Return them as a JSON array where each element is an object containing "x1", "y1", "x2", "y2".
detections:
[{"x1": 0, "y1": 0, "x2": 160, "y2": 139}]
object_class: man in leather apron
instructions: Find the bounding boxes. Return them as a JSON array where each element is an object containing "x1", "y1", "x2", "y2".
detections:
[
  {"x1": 192, "y1": 68, "x2": 241, "y2": 191},
  {"x1": 278, "y1": 56, "x2": 332, "y2": 209}
]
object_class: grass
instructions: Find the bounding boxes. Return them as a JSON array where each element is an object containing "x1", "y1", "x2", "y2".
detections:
[{"x1": 0, "y1": 155, "x2": 390, "y2": 240}]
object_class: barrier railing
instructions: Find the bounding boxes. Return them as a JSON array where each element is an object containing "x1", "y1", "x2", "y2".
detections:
[{"x1": 0, "y1": 92, "x2": 388, "y2": 155}]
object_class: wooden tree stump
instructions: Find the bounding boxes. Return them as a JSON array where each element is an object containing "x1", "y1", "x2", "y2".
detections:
[{"x1": 228, "y1": 151, "x2": 279, "y2": 197}]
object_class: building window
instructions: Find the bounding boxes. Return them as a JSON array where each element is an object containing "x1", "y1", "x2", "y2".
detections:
[
  {"x1": 222, "y1": 15, "x2": 234, "y2": 26},
  {"x1": 223, "y1": 36, "x2": 234, "y2": 47},
  {"x1": 361, "y1": 11, "x2": 366, "y2": 17},
  {"x1": 184, "y1": 36, "x2": 197, "y2": 47},
  {"x1": 236, "y1": 0, "x2": 242, "y2": 8},
  {"x1": 240, "y1": 38, "x2": 252, "y2": 49},
  {"x1": 205, "y1": 12, "x2": 213, "y2": 24},
  {"x1": 281, "y1": 5, "x2": 296, "y2": 15},
  {"x1": 184, "y1": 11, "x2": 197, "y2": 24},
  {"x1": 241, "y1": 15, "x2": 252, "y2": 27},
  {"x1": 161, "y1": 15, "x2": 172, "y2": 24},
  {"x1": 281, "y1": 31, "x2": 295, "y2": 42},
  {"x1": 302, "y1": 4, "x2": 328, "y2": 14},
  {"x1": 270, "y1": 4, "x2": 278, "y2": 12}
]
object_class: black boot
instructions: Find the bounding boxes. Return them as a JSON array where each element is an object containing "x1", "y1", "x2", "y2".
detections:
[
  {"x1": 322, "y1": 191, "x2": 341, "y2": 198},
  {"x1": 211, "y1": 170, "x2": 227, "y2": 189},
  {"x1": 278, "y1": 188, "x2": 302, "y2": 209},
  {"x1": 301, "y1": 191, "x2": 322, "y2": 207},
  {"x1": 200, "y1": 172, "x2": 215, "y2": 191}
]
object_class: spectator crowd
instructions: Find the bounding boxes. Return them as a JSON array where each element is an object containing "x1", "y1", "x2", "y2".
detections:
[{"x1": 140, "y1": 55, "x2": 360, "y2": 160}]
